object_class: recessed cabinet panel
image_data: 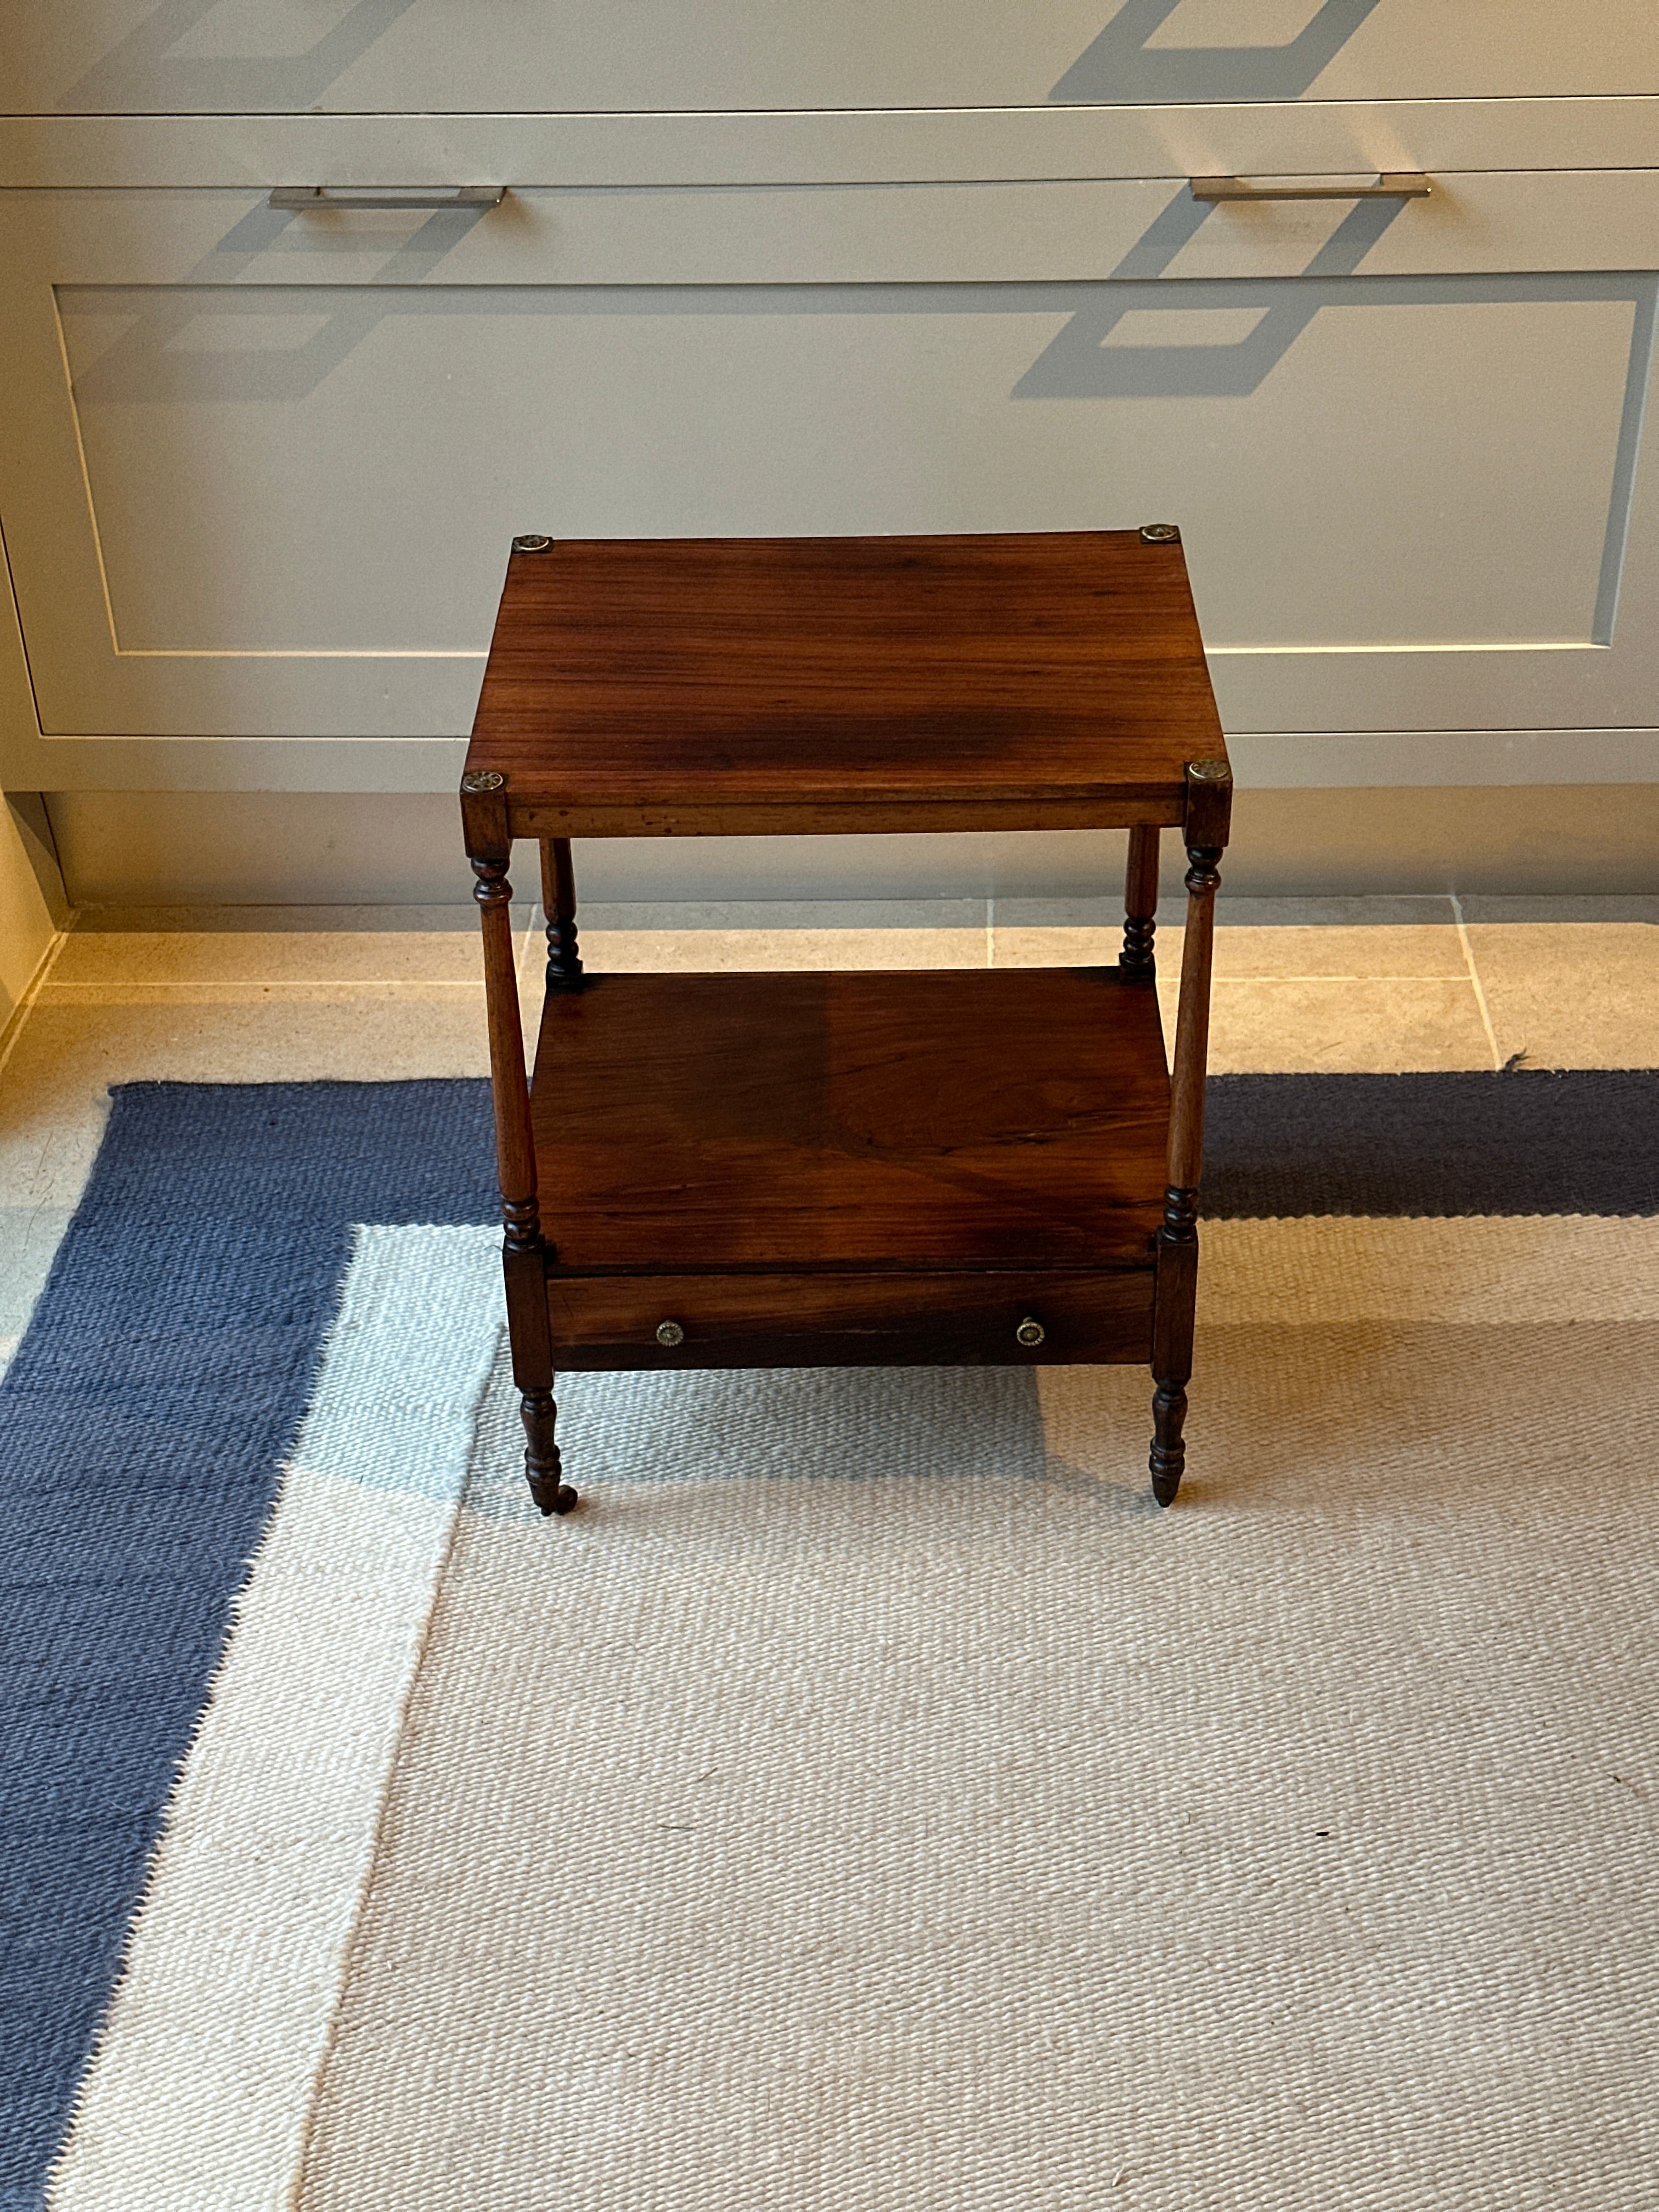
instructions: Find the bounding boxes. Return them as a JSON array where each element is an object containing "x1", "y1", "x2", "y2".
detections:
[
  {"x1": 3, "y1": 182, "x2": 1658, "y2": 752},
  {"x1": 48, "y1": 285, "x2": 1640, "y2": 662},
  {"x1": 2, "y1": 1, "x2": 1656, "y2": 114}
]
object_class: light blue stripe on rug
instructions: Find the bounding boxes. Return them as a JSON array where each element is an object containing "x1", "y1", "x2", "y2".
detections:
[
  {"x1": 464, "y1": 1362, "x2": 1052, "y2": 1524},
  {"x1": 294, "y1": 1226, "x2": 504, "y2": 1501},
  {"x1": 48, "y1": 1226, "x2": 502, "y2": 2212}
]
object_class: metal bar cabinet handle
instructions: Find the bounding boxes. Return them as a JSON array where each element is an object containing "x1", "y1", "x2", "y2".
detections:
[
  {"x1": 267, "y1": 185, "x2": 506, "y2": 210},
  {"x1": 1189, "y1": 173, "x2": 1431, "y2": 202}
]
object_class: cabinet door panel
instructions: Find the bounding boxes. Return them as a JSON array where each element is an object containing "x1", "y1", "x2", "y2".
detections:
[
  {"x1": 4, "y1": 2, "x2": 1657, "y2": 115},
  {"x1": 4, "y1": 182, "x2": 1658, "y2": 754}
]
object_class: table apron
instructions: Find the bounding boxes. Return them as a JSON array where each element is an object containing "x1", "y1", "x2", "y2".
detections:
[
  {"x1": 509, "y1": 797, "x2": 1188, "y2": 839},
  {"x1": 544, "y1": 1267, "x2": 1156, "y2": 1369}
]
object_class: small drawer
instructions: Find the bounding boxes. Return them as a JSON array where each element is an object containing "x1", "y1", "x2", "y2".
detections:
[{"x1": 545, "y1": 1271, "x2": 1155, "y2": 1371}]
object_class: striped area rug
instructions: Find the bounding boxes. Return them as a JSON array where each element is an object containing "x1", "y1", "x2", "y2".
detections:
[{"x1": 4, "y1": 1075, "x2": 1657, "y2": 2210}]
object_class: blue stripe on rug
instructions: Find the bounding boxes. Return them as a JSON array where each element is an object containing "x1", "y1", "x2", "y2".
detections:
[
  {"x1": 4, "y1": 1065, "x2": 1657, "y2": 2205},
  {"x1": 1204, "y1": 1069, "x2": 1659, "y2": 1219},
  {"x1": 0, "y1": 1082, "x2": 495, "y2": 2210}
]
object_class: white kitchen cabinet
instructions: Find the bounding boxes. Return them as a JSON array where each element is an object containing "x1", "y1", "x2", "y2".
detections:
[
  {"x1": 2, "y1": 171, "x2": 1657, "y2": 793},
  {"x1": 2, "y1": 12, "x2": 1658, "y2": 890},
  {"x1": 2, "y1": 2, "x2": 1656, "y2": 115}
]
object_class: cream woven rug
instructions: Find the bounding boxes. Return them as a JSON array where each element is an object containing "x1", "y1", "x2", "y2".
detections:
[{"x1": 53, "y1": 1216, "x2": 1659, "y2": 2210}]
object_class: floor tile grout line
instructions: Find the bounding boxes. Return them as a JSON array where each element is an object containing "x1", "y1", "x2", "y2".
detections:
[
  {"x1": 1209, "y1": 973, "x2": 1474, "y2": 984},
  {"x1": 516, "y1": 906, "x2": 540, "y2": 981},
  {"x1": 38, "y1": 980, "x2": 488, "y2": 994},
  {"x1": 1449, "y1": 893, "x2": 1504, "y2": 1071},
  {"x1": 36, "y1": 968, "x2": 1481, "y2": 994}
]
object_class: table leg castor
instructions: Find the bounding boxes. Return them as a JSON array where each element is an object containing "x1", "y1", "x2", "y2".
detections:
[{"x1": 1149, "y1": 1380, "x2": 1187, "y2": 1508}]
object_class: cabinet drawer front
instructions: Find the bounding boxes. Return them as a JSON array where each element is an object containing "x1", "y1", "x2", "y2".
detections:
[
  {"x1": 9, "y1": 5, "x2": 1658, "y2": 115},
  {"x1": 8, "y1": 176, "x2": 1659, "y2": 777},
  {"x1": 546, "y1": 1273, "x2": 1155, "y2": 1370}
]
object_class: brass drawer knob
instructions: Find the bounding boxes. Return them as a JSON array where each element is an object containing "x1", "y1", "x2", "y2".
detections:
[
  {"x1": 1015, "y1": 1316, "x2": 1045, "y2": 1347},
  {"x1": 655, "y1": 1319, "x2": 686, "y2": 1347}
]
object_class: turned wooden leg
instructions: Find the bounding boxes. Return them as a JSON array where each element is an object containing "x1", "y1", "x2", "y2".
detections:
[
  {"x1": 1150, "y1": 1380, "x2": 1189, "y2": 1505},
  {"x1": 506, "y1": 1234, "x2": 577, "y2": 1516},
  {"x1": 541, "y1": 836, "x2": 583, "y2": 989},
  {"x1": 1150, "y1": 1184, "x2": 1198, "y2": 1506},
  {"x1": 520, "y1": 1385, "x2": 577, "y2": 1517},
  {"x1": 1121, "y1": 825, "x2": 1160, "y2": 975},
  {"x1": 469, "y1": 834, "x2": 579, "y2": 1519},
  {"x1": 1149, "y1": 760, "x2": 1228, "y2": 1506}
]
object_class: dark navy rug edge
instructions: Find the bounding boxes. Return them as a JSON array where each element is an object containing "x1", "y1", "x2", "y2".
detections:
[{"x1": 1204, "y1": 1070, "x2": 1659, "y2": 1220}]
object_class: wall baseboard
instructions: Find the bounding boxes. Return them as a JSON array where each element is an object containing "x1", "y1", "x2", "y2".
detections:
[
  {"x1": 0, "y1": 793, "x2": 64, "y2": 1030},
  {"x1": 43, "y1": 783, "x2": 1659, "y2": 910},
  {"x1": 0, "y1": 922, "x2": 63, "y2": 1069}
]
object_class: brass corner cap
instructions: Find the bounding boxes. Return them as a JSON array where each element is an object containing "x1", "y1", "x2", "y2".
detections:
[
  {"x1": 460, "y1": 769, "x2": 505, "y2": 794},
  {"x1": 1187, "y1": 758, "x2": 1232, "y2": 783}
]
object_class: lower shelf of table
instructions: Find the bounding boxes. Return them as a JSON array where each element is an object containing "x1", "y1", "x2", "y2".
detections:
[
  {"x1": 530, "y1": 965, "x2": 1171, "y2": 1272},
  {"x1": 545, "y1": 1267, "x2": 1156, "y2": 1370}
]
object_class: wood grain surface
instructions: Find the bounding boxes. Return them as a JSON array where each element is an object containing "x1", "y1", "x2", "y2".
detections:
[
  {"x1": 466, "y1": 532, "x2": 1226, "y2": 837},
  {"x1": 529, "y1": 967, "x2": 1170, "y2": 1270}
]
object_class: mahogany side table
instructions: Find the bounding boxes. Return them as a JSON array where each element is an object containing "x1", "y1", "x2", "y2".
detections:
[{"x1": 460, "y1": 529, "x2": 1232, "y2": 1517}]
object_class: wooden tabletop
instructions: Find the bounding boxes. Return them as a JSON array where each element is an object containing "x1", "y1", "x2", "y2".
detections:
[{"x1": 464, "y1": 531, "x2": 1228, "y2": 840}]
